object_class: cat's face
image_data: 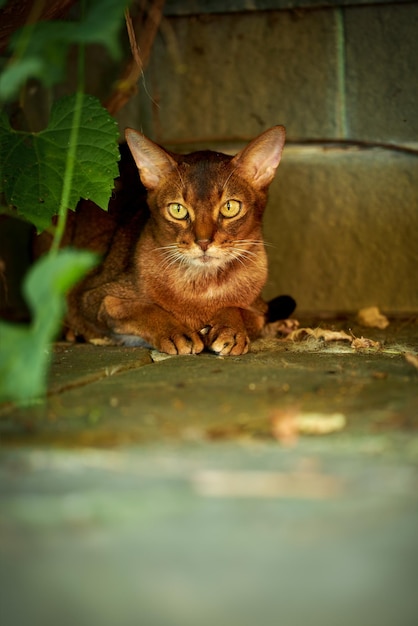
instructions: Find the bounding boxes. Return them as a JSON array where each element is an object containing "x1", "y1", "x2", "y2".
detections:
[
  {"x1": 125, "y1": 127, "x2": 286, "y2": 275},
  {"x1": 146, "y1": 152, "x2": 268, "y2": 274}
]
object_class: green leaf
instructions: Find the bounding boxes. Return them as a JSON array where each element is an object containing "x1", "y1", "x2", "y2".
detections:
[
  {"x1": 0, "y1": 0, "x2": 128, "y2": 100},
  {"x1": 0, "y1": 249, "x2": 98, "y2": 405},
  {"x1": 0, "y1": 94, "x2": 120, "y2": 231},
  {"x1": 0, "y1": 58, "x2": 44, "y2": 101}
]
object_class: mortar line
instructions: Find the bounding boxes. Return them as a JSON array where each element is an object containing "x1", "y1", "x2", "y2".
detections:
[{"x1": 335, "y1": 7, "x2": 348, "y2": 139}]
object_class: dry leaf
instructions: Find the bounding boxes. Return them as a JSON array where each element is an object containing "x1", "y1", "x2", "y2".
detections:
[
  {"x1": 357, "y1": 306, "x2": 389, "y2": 329},
  {"x1": 404, "y1": 352, "x2": 418, "y2": 370},
  {"x1": 372, "y1": 371, "x2": 388, "y2": 379},
  {"x1": 271, "y1": 409, "x2": 346, "y2": 445},
  {"x1": 270, "y1": 408, "x2": 299, "y2": 445},
  {"x1": 150, "y1": 350, "x2": 175, "y2": 362},
  {"x1": 262, "y1": 318, "x2": 299, "y2": 338},
  {"x1": 286, "y1": 327, "x2": 352, "y2": 343},
  {"x1": 296, "y1": 412, "x2": 346, "y2": 435},
  {"x1": 193, "y1": 469, "x2": 343, "y2": 499},
  {"x1": 89, "y1": 337, "x2": 115, "y2": 346},
  {"x1": 351, "y1": 336, "x2": 381, "y2": 350}
]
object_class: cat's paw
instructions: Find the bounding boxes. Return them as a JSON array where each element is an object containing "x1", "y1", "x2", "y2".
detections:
[
  {"x1": 207, "y1": 327, "x2": 249, "y2": 356},
  {"x1": 159, "y1": 331, "x2": 205, "y2": 355}
]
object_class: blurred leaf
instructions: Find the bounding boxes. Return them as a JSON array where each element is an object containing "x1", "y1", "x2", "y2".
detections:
[
  {"x1": 0, "y1": 0, "x2": 128, "y2": 100},
  {"x1": 0, "y1": 94, "x2": 119, "y2": 231},
  {"x1": 0, "y1": 249, "x2": 98, "y2": 404}
]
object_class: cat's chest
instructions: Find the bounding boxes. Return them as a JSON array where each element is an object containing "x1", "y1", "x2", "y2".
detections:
[
  {"x1": 182, "y1": 277, "x2": 234, "y2": 304},
  {"x1": 157, "y1": 268, "x2": 236, "y2": 304},
  {"x1": 148, "y1": 261, "x2": 265, "y2": 318}
]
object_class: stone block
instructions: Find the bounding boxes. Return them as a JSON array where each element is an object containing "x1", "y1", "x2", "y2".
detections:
[
  {"x1": 344, "y1": 3, "x2": 418, "y2": 145},
  {"x1": 262, "y1": 145, "x2": 418, "y2": 312},
  {"x1": 138, "y1": 9, "x2": 340, "y2": 142}
]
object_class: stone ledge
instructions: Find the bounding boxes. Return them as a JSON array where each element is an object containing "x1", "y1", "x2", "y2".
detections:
[{"x1": 262, "y1": 146, "x2": 418, "y2": 311}]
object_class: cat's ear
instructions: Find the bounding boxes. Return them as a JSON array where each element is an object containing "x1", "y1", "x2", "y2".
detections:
[
  {"x1": 232, "y1": 125, "x2": 286, "y2": 189},
  {"x1": 125, "y1": 128, "x2": 177, "y2": 190}
]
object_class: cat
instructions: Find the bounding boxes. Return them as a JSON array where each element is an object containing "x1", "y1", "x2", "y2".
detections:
[{"x1": 62, "y1": 125, "x2": 294, "y2": 356}]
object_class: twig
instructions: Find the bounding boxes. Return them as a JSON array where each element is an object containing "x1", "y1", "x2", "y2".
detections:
[{"x1": 104, "y1": 0, "x2": 165, "y2": 116}]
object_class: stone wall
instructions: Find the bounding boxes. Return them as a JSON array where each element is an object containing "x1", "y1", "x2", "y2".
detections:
[{"x1": 116, "y1": 0, "x2": 418, "y2": 313}]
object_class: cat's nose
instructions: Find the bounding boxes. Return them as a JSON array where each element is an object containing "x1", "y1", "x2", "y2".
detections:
[{"x1": 197, "y1": 239, "x2": 210, "y2": 251}]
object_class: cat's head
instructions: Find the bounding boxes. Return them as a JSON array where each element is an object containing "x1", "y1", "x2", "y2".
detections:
[{"x1": 125, "y1": 126, "x2": 285, "y2": 274}]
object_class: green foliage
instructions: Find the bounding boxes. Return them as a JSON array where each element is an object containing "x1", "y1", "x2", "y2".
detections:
[
  {"x1": 0, "y1": 0, "x2": 128, "y2": 404},
  {"x1": 0, "y1": 0, "x2": 128, "y2": 101},
  {"x1": 0, "y1": 94, "x2": 120, "y2": 231},
  {"x1": 0, "y1": 249, "x2": 97, "y2": 404}
]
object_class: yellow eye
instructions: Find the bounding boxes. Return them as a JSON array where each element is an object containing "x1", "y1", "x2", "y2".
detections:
[
  {"x1": 220, "y1": 199, "x2": 241, "y2": 218},
  {"x1": 168, "y1": 203, "x2": 188, "y2": 220}
]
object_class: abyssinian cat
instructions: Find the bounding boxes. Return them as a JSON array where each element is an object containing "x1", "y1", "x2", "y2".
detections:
[{"x1": 63, "y1": 125, "x2": 294, "y2": 356}]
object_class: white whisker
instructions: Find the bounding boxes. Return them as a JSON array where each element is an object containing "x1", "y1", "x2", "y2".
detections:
[
  {"x1": 228, "y1": 252, "x2": 246, "y2": 267},
  {"x1": 233, "y1": 238, "x2": 276, "y2": 250},
  {"x1": 228, "y1": 248, "x2": 259, "y2": 265},
  {"x1": 221, "y1": 164, "x2": 239, "y2": 190},
  {"x1": 154, "y1": 235, "x2": 267, "y2": 274},
  {"x1": 233, "y1": 252, "x2": 257, "y2": 261},
  {"x1": 153, "y1": 244, "x2": 179, "y2": 253},
  {"x1": 234, "y1": 239, "x2": 264, "y2": 245},
  {"x1": 233, "y1": 240, "x2": 264, "y2": 250},
  {"x1": 232, "y1": 247, "x2": 259, "y2": 258},
  {"x1": 157, "y1": 246, "x2": 186, "y2": 271},
  {"x1": 261, "y1": 240, "x2": 276, "y2": 249}
]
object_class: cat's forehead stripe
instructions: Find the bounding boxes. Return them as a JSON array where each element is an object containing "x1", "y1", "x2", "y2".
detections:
[{"x1": 175, "y1": 156, "x2": 233, "y2": 205}]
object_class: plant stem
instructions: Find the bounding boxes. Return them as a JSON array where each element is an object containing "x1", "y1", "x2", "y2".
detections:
[{"x1": 50, "y1": 12, "x2": 86, "y2": 254}]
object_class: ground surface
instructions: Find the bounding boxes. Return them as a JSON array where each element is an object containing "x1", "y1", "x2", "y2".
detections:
[{"x1": 1, "y1": 316, "x2": 418, "y2": 626}]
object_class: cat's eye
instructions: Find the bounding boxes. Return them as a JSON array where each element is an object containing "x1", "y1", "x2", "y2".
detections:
[
  {"x1": 168, "y1": 203, "x2": 189, "y2": 220},
  {"x1": 220, "y1": 199, "x2": 241, "y2": 218}
]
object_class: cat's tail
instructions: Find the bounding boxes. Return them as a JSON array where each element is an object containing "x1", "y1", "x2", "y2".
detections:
[{"x1": 267, "y1": 294, "x2": 296, "y2": 322}]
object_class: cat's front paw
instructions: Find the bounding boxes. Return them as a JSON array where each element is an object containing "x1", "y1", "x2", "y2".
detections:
[
  {"x1": 158, "y1": 331, "x2": 205, "y2": 355},
  {"x1": 207, "y1": 326, "x2": 249, "y2": 356}
]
